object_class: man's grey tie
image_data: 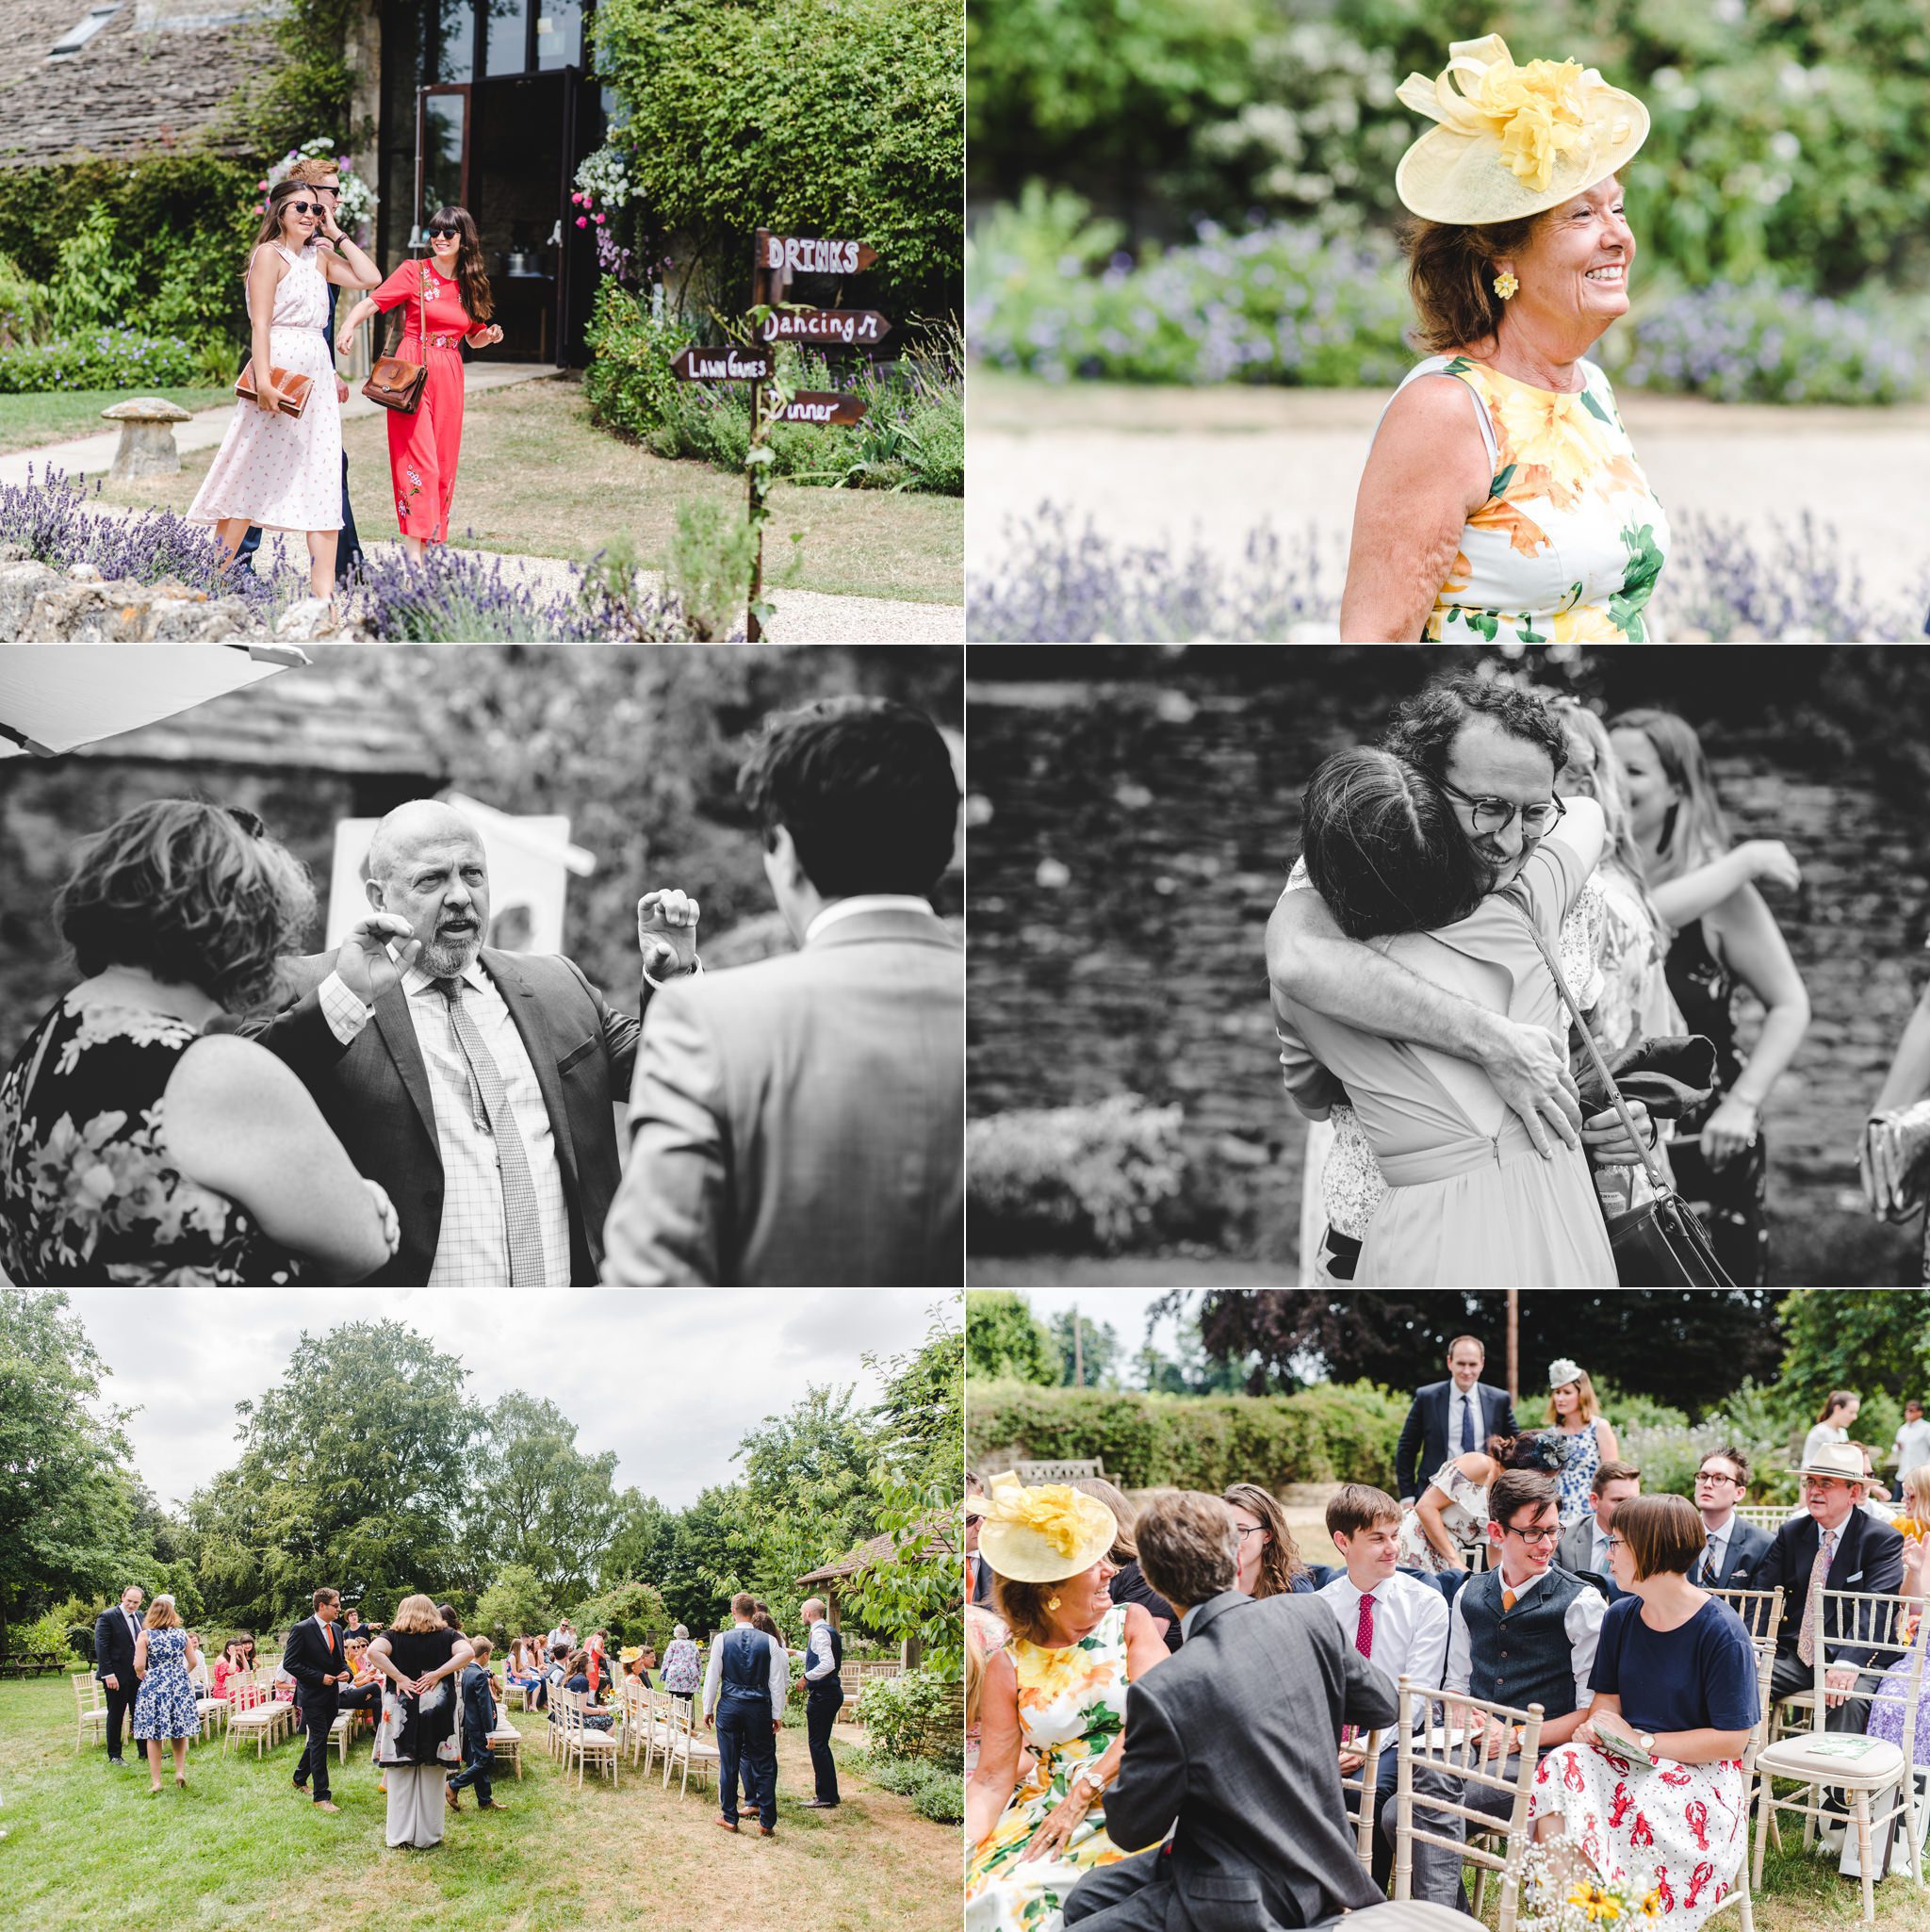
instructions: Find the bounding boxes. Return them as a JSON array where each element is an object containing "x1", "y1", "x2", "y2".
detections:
[{"x1": 436, "y1": 977, "x2": 548, "y2": 1285}]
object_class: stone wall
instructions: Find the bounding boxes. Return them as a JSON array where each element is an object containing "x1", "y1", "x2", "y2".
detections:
[{"x1": 966, "y1": 664, "x2": 1928, "y2": 1285}]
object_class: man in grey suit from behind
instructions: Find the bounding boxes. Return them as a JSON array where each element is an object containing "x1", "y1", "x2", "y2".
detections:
[
  {"x1": 1064, "y1": 1491, "x2": 1395, "y2": 1932},
  {"x1": 602, "y1": 696, "x2": 963, "y2": 1285}
]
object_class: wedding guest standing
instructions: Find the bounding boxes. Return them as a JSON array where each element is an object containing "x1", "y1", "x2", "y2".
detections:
[
  {"x1": 661, "y1": 1625, "x2": 702, "y2": 1709},
  {"x1": 1547, "y1": 1359, "x2": 1621, "y2": 1526},
  {"x1": 446, "y1": 1635, "x2": 506, "y2": 1813},
  {"x1": 368, "y1": 1593, "x2": 473, "y2": 1849},
  {"x1": 93, "y1": 1585, "x2": 144, "y2": 1771},
  {"x1": 1341, "y1": 34, "x2": 1667, "y2": 642},
  {"x1": 1610, "y1": 708, "x2": 1811, "y2": 1285},
  {"x1": 131, "y1": 1596, "x2": 201, "y2": 1795},
  {"x1": 1528, "y1": 1496, "x2": 1758, "y2": 1929},
  {"x1": 1896, "y1": 1400, "x2": 1930, "y2": 1484},
  {"x1": 1802, "y1": 1390, "x2": 1860, "y2": 1472},
  {"x1": 703, "y1": 1593, "x2": 790, "y2": 1837},
  {"x1": 793, "y1": 1597, "x2": 842, "y2": 1809},
  {"x1": 187, "y1": 178, "x2": 380, "y2": 602},
  {"x1": 285, "y1": 1586, "x2": 350, "y2": 1812},
  {"x1": 0, "y1": 800, "x2": 399, "y2": 1285},
  {"x1": 1396, "y1": 1335, "x2": 1518, "y2": 1504},
  {"x1": 335, "y1": 207, "x2": 503, "y2": 560}
]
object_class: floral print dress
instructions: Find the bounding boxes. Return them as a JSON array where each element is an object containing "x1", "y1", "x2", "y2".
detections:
[
  {"x1": 1555, "y1": 1419, "x2": 1607, "y2": 1527},
  {"x1": 966, "y1": 1604, "x2": 1134, "y2": 1932},
  {"x1": 132, "y1": 1628, "x2": 201, "y2": 1741},
  {"x1": 0, "y1": 995, "x2": 300, "y2": 1285},
  {"x1": 1393, "y1": 354, "x2": 1670, "y2": 644}
]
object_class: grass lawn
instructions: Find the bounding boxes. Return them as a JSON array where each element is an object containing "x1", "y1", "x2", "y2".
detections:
[
  {"x1": 91, "y1": 377, "x2": 963, "y2": 606},
  {"x1": 0, "y1": 387, "x2": 234, "y2": 456},
  {"x1": 4, "y1": 1674, "x2": 957, "y2": 1931}
]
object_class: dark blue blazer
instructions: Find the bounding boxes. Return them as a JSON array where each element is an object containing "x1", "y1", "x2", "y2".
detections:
[
  {"x1": 1397, "y1": 1379, "x2": 1519, "y2": 1500},
  {"x1": 1756, "y1": 1507, "x2": 1905, "y2": 1670},
  {"x1": 1703, "y1": 1514, "x2": 1774, "y2": 1589}
]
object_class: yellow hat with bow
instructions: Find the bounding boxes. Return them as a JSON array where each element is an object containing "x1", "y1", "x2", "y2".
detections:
[{"x1": 974, "y1": 1472, "x2": 1118, "y2": 1583}]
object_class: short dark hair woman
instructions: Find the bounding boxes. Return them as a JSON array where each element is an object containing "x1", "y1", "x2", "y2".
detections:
[
  {"x1": 1340, "y1": 34, "x2": 1668, "y2": 643},
  {"x1": 0, "y1": 800, "x2": 399, "y2": 1284},
  {"x1": 335, "y1": 205, "x2": 504, "y2": 562}
]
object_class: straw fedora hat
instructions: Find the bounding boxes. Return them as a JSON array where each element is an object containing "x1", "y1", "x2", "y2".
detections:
[
  {"x1": 1797, "y1": 1441, "x2": 1870, "y2": 1485},
  {"x1": 975, "y1": 1471, "x2": 1117, "y2": 1583},
  {"x1": 1395, "y1": 33, "x2": 1648, "y2": 226}
]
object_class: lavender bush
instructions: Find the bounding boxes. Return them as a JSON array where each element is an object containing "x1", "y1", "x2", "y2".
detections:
[
  {"x1": 0, "y1": 328, "x2": 201, "y2": 393},
  {"x1": 973, "y1": 499, "x2": 1930, "y2": 643}
]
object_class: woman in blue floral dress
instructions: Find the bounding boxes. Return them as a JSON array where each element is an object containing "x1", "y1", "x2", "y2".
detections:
[
  {"x1": 1548, "y1": 1357, "x2": 1621, "y2": 1528},
  {"x1": 133, "y1": 1597, "x2": 203, "y2": 1793},
  {"x1": 0, "y1": 800, "x2": 399, "y2": 1285}
]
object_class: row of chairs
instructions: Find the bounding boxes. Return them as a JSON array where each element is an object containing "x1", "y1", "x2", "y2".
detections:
[{"x1": 1336, "y1": 1582, "x2": 1929, "y2": 1931}]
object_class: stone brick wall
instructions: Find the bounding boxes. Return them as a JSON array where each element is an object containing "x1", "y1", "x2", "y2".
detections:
[{"x1": 967, "y1": 668, "x2": 1928, "y2": 1284}]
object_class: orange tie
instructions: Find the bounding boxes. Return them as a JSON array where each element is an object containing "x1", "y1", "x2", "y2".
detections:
[
  {"x1": 1502, "y1": 1589, "x2": 1517, "y2": 1612},
  {"x1": 326, "y1": 1623, "x2": 335, "y2": 1655}
]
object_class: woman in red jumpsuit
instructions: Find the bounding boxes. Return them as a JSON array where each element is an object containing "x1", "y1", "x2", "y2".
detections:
[{"x1": 336, "y1": 205, "x2": 503, "y2": 559}]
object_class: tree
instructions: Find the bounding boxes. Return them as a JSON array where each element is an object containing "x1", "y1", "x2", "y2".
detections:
[
  {"x1": 1048, "y1": 1306, "x2": 1120, "y2": 1388},
  {"x1": 472, "y1": 1392, "x2": 623, "y2": 1599},
  {"x1": 0, "y1": 1293, "x2": 140, "y2": 1649},
  {"x1": 1775, "y1": 1290, "x2": 1930, "y2": 1408},
  {"x1": 966, "y1": 1290, "x2": 1056, "y2": 1385},
  {"x1": 473, "y1": 1564, "x2": 552, "y2": 1646}
]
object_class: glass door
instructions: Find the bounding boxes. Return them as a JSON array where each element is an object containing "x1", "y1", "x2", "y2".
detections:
[{"x1": 415, "y1": 85, "x2": 471, "y2": 248}]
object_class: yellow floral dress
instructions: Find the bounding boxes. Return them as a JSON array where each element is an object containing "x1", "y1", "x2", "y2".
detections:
[
  {"x1": 1397, "y1": 354, "x2": 1670, "y2": 645},
  {"x1": 965, "y1": 1604, "x2": 1133, "y2": 1932}
]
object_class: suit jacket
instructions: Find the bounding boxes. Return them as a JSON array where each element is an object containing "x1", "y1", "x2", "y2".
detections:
[
  {"x1": 967, "y1": 1549, "x2": 996, "y2": 1609},
  {"x1": 1700, "y1": 1514, "x2": 1773, "y2": 1590},
  {"x1": 1556, "y1": 1520, "x2": 1619, "y2": 1601},
  {"x1": 602, "y1": 906, "x2": 962, "y2": 1285},
  {"x1": 1088, "y1": 1591, "x2": 1392, "y2": 1932},
  {"x1": 1755, "y1": 1507, "x2": 1905, "y2": 1670},
  {"x1": 247, "y1": 947, "x2": 646, "y2": 1285},
  {"x1": 1397, "y1": 1381, "x2": 1519, "y2": 1500},
  {"x1": 283, "y1": 1614, "x2": 347, "y2": 1718},
  {"x1": 95, "y1": 1605, "x2": 140, "y2": 1686}
]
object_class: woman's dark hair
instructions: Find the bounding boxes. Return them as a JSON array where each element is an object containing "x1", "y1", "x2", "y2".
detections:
[
  {"x1": 246, "y1": 179, "x2": 325, "y2": 272},
  {"x1": 750, "y1": 1610, "x2": 782, "y2": 1640},
  {"x1": 1614, "y1": 1494, "x2": 1708, "y2": 1580},
  {"x1": 1605, "y1": 707, "x2": 1728, "y2": 872},
  {"x1": 1404, "y1": 212, "x2": 1546, "y2": 353},
  {"x1": 738, "y1": 696, "x2": 959, "y2": 897},
  {"x1": 427, "y1": 205, "x2": 494, "y2": 325},
  {"x1": 1381, "y1": 673, "x2": 1569, "y2": 785},
  {"x1": 1816, "y1": 1389, "x2": 1859, "y2": 1426},
  {"x1": 56, "y1": 799, "x2": 317, "y2": 1011},
  {"x1": 1220, "y1": 1482, "x2": 1311, "y2": 1596},
  {"x1": 1300, "y1": 748, "x2": 1489, "y2": 940},
  {"x1": 1486, "y1": 1431, "x2": 1572, "y2": 1475}
]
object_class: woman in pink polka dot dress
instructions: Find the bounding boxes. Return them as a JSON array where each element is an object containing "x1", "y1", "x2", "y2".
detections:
[{"x1": 188, "y1": 180, "x2": 381, "y2": 602}]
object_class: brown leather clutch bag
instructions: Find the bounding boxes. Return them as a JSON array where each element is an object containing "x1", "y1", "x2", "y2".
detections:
[{"x1": 234, "y1": 360, "x2": 312, "y2": 418}]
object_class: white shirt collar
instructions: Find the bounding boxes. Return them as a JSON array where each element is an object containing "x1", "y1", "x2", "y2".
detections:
[
  {"x1": 805, "y1": 894, "x2": 934, "y2": 942},
  {"x1": 1703, "y1": 1509, "x2": 1735, "y2": 1542},
  {"x1": 1499, "y1": 1566, "x2": 1546, "y2": 1601}
]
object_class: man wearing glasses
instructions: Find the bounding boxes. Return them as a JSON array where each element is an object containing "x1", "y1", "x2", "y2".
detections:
[
  {"x1": 1754, "y1": 1440, "x2": 1904, "y2": 1738},
  {"x1": 1414, "y1": 1468, "x2": 1608, "y2": 1907},
  {"x1": 1692, "y1": 1446, "x2": 1771, "y2": 1588}
]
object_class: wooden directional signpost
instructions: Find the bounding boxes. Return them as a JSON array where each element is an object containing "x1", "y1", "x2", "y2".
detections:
[{"x1": 668, "y1": 225, "x2": 890, "y2": 639}]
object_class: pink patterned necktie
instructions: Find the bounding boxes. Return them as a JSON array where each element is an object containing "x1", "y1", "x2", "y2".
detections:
[
  {"x1": 1355, "y1": 1591, "x2": 1376, "y2": 1660},
  {"x1": 1797, "y1": 1527, "x2": 1837, "y2": 1667}
]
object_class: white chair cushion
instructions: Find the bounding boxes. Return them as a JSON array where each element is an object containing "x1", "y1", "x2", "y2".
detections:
[{"x1": 1755, "y1": 1733, "x2": 1906, "y2": 1784}]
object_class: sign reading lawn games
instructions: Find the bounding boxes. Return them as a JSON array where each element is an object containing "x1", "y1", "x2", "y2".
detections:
[{"x1": 669, "y1": 227, "x2": 890, "y2": 638}]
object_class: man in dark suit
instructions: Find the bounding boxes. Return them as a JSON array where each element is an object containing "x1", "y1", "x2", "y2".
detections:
[
  {"x1": 1555, "y1": 1460, "x2": 1642, "y2": 1600},
  {"x1": 1755, "y1": 1441, "x2": 1905, "y2": 1736},
  {"x1": 1396, "y1": 1336, "x2": 1518, "y2": 1503},
  {"x1": 93, "y1": 1583, "x2": 145, "y2": 1769},
  {"x1": 966, "y1": 1477, "x2": 996, "y2": 1607},
  {"x1": 285, "y1": 1586, "x2": 349, "y2": 1811},
  {"x1": 1063, "y1": 1490, "x2": 1393, "y2": 1932},
  {"x1": 1692, "y1": 1443, "x2": 1773, "y2": 1588},
  {"x1": 246, "y1": 799, "x2": 696, "y2": 1285}
]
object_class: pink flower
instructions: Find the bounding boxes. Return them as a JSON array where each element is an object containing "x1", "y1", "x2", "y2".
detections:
[
  {"x1": 257, "y1": 179, "x2": 269, "y2": 190},
  {"x1": 576, "y1": 216, "x2": 588, "y2": 228},
  {"x1": 594, "y1": 213, "x2": 605, "y2": 224},
  {"x1": 571, "y1": 191, "x2": 583, "y2": 204}
]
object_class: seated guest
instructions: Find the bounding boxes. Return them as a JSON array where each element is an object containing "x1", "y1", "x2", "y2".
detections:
[
  {"x1": 1757, "y1": 1441, "x2": 1905, "y2": 1735},
  {"x1": 1074, "y1": 1477, "x2": 1182, "y2": 1651},
  {"x1": 968, "y1": 1476, "x2": 999, "y2": 1609},
  {"x1": 562, "y1": 1649, "x2": 613, "y2": 1730},
  {"x1": 1222, "y1": 1482, "x2": 1316, "y2": 1596},
  {"x1": 1692, "y1": 1445, "x2": 1772, "y2": 1587},
  {"x1": 187, "y1": 1638, "x2": 212, "y2": 1694},
  {"x1": 1315, "y1": 1484, "x2": 1453, "y2": 1898},
  {"x1": 1557, "y1": 1461, "x2": 1643, "y2": 1600},
  {"x1": 966, "y1": 1602, "x2": 1011, "y2": 1783},
  {"x1": 1417, "y1": 1468, "x2": 1610, "y2": 1907},
  {"x1": 1061, "y1": 1489, "x2": 1393, "y2": 1932},
  {"x1": 447, "y1": 1635, "x2": 507, "y2": 1813},
  {"x1": 1529, "y1": 1495, "x2": 1758, "y2": 1930},
  {"x1": 966, "y1": 1477, "x2": 1169, "y2": 1931},
  {"x1": 1866, "y1": 1465, "x2": 1930, "y2": 1763}
]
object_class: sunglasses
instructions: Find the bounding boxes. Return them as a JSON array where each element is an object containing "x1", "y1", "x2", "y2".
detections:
[
  {"x1": 427, "y1": 222, "x2": 462, "y2": 239},
  {"x1": 286, "y1": 201, "x2": 323, "y2": 217}
]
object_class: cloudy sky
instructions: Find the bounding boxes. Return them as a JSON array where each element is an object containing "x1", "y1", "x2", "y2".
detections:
[{"x1": 61, "y1": 1290, "x2": 952, "y2": 1514}]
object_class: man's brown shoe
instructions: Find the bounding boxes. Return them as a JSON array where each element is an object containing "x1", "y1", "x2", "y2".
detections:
[
  {"x1": 314, "y1": 1800, "x2": 340, "y2": 1814},
  {"x1": 760, "y1": 1825, "x2": 776, "y2": 1838},
  {"x1": 717, "y1": 1818, "x2": 739, "y2": 1832}
]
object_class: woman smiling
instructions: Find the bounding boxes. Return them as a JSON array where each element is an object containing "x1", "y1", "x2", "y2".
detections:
[{"x1": 1341, "y1": 36, "x2": 1670, "y2": 644}]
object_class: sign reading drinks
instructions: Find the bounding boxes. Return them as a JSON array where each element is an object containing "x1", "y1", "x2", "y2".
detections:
[
  {"x1": 671, "y1": 346, "x2": 773, "y2": 383},
  {"x1": 758, "y1": 308, "x2": 892, "y2": 347},
  {"x1": 777, "y1": 391, "x2": 868, "y2": 427},
  {"x1": 761, "y1": 235, "x2": 880, "y2": 276}
]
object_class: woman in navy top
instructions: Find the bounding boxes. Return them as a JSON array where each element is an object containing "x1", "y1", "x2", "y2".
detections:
[{"x1": 1529, "y1": 1494, "x2": 1758, "y2": 1929}]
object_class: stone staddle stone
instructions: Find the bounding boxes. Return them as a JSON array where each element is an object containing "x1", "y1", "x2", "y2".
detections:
[{"x1": 101, "y1": 396, "x2": 197, "y2": 481}]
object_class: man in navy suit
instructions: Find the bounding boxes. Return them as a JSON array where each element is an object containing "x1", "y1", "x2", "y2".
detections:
[
  {"x1": 1692, "y1": 1444, "x2": 1773, "y2": 1588},
  {"x1": 1755, "y1": 1441, "x2": 1905, "y2": 1736},
  {"x1": 93, "y1": 1583, "x2": 145, "y2": 1769},
  {"x1": 1395, "y1": 1336, "x2": 1519, "y2": 1503},
  {"x1": 284, "y1": 1586, "x2": 349, "y2": 1811}
]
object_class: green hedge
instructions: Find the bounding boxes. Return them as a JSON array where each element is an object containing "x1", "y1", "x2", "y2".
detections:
[
  {"x1": 853, "y1": 1668, "x2": 963, "y2": 1769},
  {"x1": 966, "y1": 1381, "x2": 1410, "y2": 1494}
]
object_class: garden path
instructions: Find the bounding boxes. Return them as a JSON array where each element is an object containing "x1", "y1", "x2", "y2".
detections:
[{"x1": 968, "y1": 377, "x2": 1930, "y2": 623}]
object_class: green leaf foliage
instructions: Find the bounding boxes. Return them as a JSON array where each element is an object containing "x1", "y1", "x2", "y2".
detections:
[{"x1": 965, "y1": 1291, "x2": 1057, "y2": 1386}]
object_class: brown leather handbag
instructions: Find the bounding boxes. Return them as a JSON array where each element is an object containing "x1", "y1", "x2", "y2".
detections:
[
  {"x1": 233, "y1": 362, "x2": 312, "y2": 418},
  {"x1": 361, "y1": 269, "x2": 430, "y2": 414}
]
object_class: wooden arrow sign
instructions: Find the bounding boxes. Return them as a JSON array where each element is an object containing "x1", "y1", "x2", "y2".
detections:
[
  {"x1": 672, "y1": 345, "x2": 773, "y2": 383},
  {"x1": 760, "y1": 308, "x2": 892, "y2": 347},
  {"x1": 777, "y1": 391, "x2": 868, "y2": 427},
  {"x1": 762, "y1": 235, "x2": 879, "y2": 276}
]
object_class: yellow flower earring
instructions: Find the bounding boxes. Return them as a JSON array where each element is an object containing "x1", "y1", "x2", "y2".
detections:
[
  {"x1": 1046, "y1": 1596, "x2": 1062, "y2": 1612},
  {"x1": 1493, "y1": 270, "x2": 1519, "y2": 300}
]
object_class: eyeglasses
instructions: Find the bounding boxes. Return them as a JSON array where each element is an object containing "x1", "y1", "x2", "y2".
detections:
[
  {"x1": 427, "y1": 222, "x2": 461, "y2": 238},
  {"x1": 1603, "y1": 1535, "x2": 1625, "y2": 1552},
  {"x1": 1695, "y1": 1470, "x2": 1742, "y2": 1485},
  {"x1": 1504, "y1": 1522, "x2": 1562, "y2": 1546},
  {"x1": 1231, "y1": 1524, "x2": 1268, "y2": 1544},
  {"x1": 1438, "y1": 776, "x2": 1567, "y2": 838}
]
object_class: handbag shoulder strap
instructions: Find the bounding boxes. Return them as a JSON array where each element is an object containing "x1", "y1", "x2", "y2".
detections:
[{"x1": 1503, "y1": 883, "x2": 1669, "y2": 1194}]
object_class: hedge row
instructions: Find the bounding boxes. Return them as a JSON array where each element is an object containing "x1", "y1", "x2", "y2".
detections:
[{"x1": 966, "y1": 1381, "x2": 1410, "y2": 1495}]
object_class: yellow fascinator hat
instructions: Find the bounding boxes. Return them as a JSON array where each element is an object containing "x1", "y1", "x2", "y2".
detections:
[
  {"x1": 975, "y1": 1471, "x2": 1118, "y2": 1583},
  {"x1": 1395, "y1": 33, "x2": 1648, "y2": 226}
]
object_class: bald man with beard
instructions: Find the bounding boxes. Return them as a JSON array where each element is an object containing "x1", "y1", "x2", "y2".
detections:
[{"x1": 242, "y1": 800, "x2": 696, "y2": 1285}]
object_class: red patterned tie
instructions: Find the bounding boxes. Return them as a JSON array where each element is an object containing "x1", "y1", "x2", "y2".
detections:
[{"x1": 1356, "y1": 1590, "x2": 1376, "y2": 1659}]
